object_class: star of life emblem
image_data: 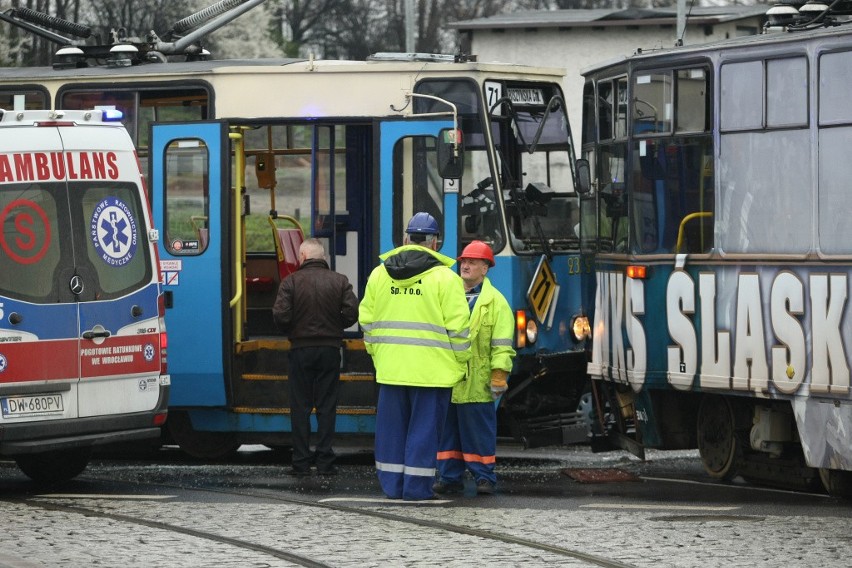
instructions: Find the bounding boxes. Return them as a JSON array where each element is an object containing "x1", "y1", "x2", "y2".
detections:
[{"x1": 91, "y1": 196, "x2": 138, "y2": 267}]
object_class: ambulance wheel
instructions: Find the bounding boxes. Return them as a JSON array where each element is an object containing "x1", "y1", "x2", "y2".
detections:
[
  {"x1": 15, "y1": 448, "x2": 91, "y2": 484},
  {"x1": 697, "y1": 395, "x2": 742, "y2": 481},
  {"x1": 820, "y1": 468, "x2": 852, "y2": 499},
  {"x1": 167, "y1": 410, "x2": 240, "y2": 460}
]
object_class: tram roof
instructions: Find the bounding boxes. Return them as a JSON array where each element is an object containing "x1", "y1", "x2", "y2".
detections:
[
  {"x1": 0, "y1": 56, "x2": 567, "y2": 82},
  {"x1": 450, "y1": 6, "x2": 769, "y2": 31},
  {"x1": 580, "y1": 23, "x2": 852, "y2": 76}
]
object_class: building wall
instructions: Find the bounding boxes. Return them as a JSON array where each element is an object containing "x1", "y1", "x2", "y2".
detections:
[{"x1": 467, "y1": 20, "x2": 761, "y2": 140}]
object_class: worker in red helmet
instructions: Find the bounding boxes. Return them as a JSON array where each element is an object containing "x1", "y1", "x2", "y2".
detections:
[{"x1": 434, "y1": 240, "x2": 516, "y2": 496}]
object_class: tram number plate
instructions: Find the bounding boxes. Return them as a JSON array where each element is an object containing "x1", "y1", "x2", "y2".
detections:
[
  {"x1": 1, "y1": 394, "x2": 64, "y2": 418},
  {"x1": 527, "y1": 255, "x2": 558, "y2": 324}
]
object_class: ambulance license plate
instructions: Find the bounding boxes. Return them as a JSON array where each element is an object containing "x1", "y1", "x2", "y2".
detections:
[{"x1": 1, "y1": 394, "x2": 64, "y2": 417}]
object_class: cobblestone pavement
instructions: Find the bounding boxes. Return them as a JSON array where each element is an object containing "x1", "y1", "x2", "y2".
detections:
[{"x1": 0, "y1": 446, "x2": 849, "y2": 567}]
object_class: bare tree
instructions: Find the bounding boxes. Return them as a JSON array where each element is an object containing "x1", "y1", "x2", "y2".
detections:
[
  {"x1": 267, "y1": 0, "x2": 348, "y2": 57},
  {"x1": 85, "y1": 0, "x2": 193, "y2": 43},
  {"x1": 0, "y1": 0, "x2": 678, "y2": 68}
]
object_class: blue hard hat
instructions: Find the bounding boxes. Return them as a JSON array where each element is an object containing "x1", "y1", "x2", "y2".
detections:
[{"x1": 406, "y1": 212, "x2": 439, "y2": 235}]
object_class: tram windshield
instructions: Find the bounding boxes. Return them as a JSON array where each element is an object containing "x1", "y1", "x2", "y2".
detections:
[
  {"x1": 491, "y1": 86, "x2": 579, "y2": 254},
  {"x1": 415, "y1": 79, "x2": 507, "y2": 252}
]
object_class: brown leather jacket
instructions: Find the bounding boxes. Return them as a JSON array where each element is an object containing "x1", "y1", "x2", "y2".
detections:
[{"x1": 272, "y1": 258, "x2": 359, "y2": 348}]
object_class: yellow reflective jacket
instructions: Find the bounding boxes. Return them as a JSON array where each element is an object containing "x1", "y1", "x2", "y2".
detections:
[
  {"x1": 359, "y1": 245, "x2": 471, "y2": 387},
  {"x1": 452, "y1": 277, "x2": 516, "y2": 404}
]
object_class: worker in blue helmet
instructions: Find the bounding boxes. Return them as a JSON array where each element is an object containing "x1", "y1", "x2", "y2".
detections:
[
  {"x1": 359, "y1": 212, "x2": 471, "y2": 500},
  {"x1": 405, "y1": 211, "x2": 439, "y2": 236}
]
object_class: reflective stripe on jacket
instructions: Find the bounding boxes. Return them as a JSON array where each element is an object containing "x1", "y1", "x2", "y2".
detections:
[
  {"x1": 452, "y1": 277, "x2": 516, "y2": 404},
  {"x1": 359, "y1": 244, "x2": 471, "y2": 387}
]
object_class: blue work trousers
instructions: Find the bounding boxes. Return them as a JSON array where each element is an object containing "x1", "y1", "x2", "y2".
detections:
[
  {"x1": 374, "y1": 384, "x2": 452, "y2": 500},
  {"x1": 436, "y1": 401, "x2": 498, "y2": 485}
]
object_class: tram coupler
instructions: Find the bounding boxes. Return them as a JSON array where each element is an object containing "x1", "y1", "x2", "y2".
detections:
[{"x1": 516, "y1": 411, "x2": 588, "y2": 449}]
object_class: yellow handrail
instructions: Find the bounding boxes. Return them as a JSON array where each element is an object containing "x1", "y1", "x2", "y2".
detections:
[
  {"x1": 189, "y1": 215, "x2": 208, "y2": 243},
  {"x1": 268, "y1": 214, "x2": 305, "y2": 264},
  {"x1": 675, "y1": 212, "x2": 713, "y2": 254},
  {"x1": 228, "y1": 130, "x2": 245, "y2": 345}
]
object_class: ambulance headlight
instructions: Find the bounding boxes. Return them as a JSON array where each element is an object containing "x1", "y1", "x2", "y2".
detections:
[{"x1": 571, "y1": 315, "x2": 591, "y2": 342}]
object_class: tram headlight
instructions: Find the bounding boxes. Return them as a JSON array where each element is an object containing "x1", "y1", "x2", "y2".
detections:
[
  {"x1": 516, "y1": 310, "x2": 538, "y2": 348},
  {"x1": 526, "y1": 318, "x2": 539, "y2": 345},
  {"x1": 571, "y1": 315, "x2": 591, "y2": 342}
]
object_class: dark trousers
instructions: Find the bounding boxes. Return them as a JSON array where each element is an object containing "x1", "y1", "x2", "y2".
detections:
[{"x1": 288, "y1": 346, "x2": 341, "y2": 471}]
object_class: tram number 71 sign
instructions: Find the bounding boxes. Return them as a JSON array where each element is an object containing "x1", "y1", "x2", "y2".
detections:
[{"x1": 527, "y1": 255, "x2": 558, "y2": 325}]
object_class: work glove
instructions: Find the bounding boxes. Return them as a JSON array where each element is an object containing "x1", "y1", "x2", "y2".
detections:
[{"x1": 491, "y1": 369, "x2": 508, "y2": 400}]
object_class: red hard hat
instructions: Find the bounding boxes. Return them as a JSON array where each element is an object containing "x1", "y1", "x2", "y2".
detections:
[{"x1": 458, "y1": 240, "x2": 495, "y2": 267}]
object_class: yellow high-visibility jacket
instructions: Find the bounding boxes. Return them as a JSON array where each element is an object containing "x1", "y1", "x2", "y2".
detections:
[
  {"x1": 359, "y1": 244, "x2": 471, "y2": 387},
  {"x1": 452, "y1": 277, "x2": 516, "y2": 404}
]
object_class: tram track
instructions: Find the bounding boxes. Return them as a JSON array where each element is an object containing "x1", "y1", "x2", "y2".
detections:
[
  {"x1": 1, "y1": 494, "x2": 332, "y2": 568},
  {"x1": 15, "y1": 472, "x2": 635, "y2": 568}
]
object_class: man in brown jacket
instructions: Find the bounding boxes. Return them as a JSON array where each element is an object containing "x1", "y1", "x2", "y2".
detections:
[{"x1": 272, "y1": 238, "x2": 359, "y2": 476}]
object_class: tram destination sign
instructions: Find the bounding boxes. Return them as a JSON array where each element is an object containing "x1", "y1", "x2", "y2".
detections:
[{"x1": 507, "y1": 88, "x2": 545, "y2": 106}]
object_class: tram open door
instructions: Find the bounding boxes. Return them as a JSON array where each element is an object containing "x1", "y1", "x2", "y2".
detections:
[
  {"x1": 149, "y1": 121, "x2": 234, "y2": 451},
  {"x1": 148, "y1": 115, "x2": 463, "y2": 457},
  {"x1": 377, "y1": 118, "x2": 463, "y2": 255}
]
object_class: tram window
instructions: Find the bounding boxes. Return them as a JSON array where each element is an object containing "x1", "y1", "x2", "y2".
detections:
[
  {"x1": 61, "y1": 87, "x2": 209, "y2": 149},
  {"x1": 415, "y1": 79, "x2": 480, "y2": 116},
  {"x1": 819, "y1": 51, "x2": 852, "y2": 125},
  {"x1": 630, "y1": 137, "x2": 714, "y2": 254},
  {"x1": 720, "y1": 61, "x2": 763, "y2": 131},
  {"x1": 163, "y1": 139, "x2": 210, "y2": 255},
  {"x1": 676, "y1": 68, "x2": 708, "y2": 133},
  {"x1": 719, "y1": 129, "x2": 810, "y2": 254},
  {"x1": 818, "y1": 126, "x2": 852, "y2": 254},
  {"x1": 62, "y1": 91, "x2": 138, "y2": 144},
  {"x1": 244, "y1": 125, "x2": 313, "y2": 253},
  {"x1": 461, "y1": 147, "x2": 505, "y2": 252},
  {"x1": 598, "y1": 81, "x2": 614, "y2": 141},
  {"x1": 767, "y1": 58, "x2": 807, "y2": 128},
  {"x1": 598, "y1": 143, "x2": 628, "y2": 252},
  {"x1": 582, "y1": 82, "x2": 596, "y2": 145},
  {"x1": 0, "y1": 89, "x2": 47, "y2": 110},
  {"x1": 415, "y1": 79, "x2": 486, "y2": 149},
  {"x1": 136, "y1": 90, "x2": 208, "y2": 149},
  {"x1": 392, "y1": 135, "x2": 443, "y2": 248},
  {"x1": 633, "y1": 72, "x2": 672, "y2": 135},
  {"x1": 314, "y1": 125, "x2": 349, "y2": 239},
  {"x1": 579, "y1": 148, "x2": 598, "y2": 252},
  {"x1": 615, "y1": 78, "x2": 628, "y2": 139}
]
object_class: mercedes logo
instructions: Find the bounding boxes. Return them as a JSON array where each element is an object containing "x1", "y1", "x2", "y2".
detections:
[{"x1": 69, "y1": 275, "x2": 84, "y2": 295}]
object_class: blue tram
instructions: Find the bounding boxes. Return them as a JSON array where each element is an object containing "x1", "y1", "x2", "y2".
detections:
[{"x1": 0, "y1": 3, "x2": 591, "y2": 457}]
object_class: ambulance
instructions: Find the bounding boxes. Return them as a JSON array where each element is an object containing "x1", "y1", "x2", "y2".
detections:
[{"x1": 0, "y1": 109, "x2": 168, "y2": 483}]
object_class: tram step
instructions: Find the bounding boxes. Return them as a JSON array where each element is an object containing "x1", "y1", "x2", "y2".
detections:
[
  {"x1": 241, "y1": 373, "x2": 375, "y2": 382},
  {"x1": 231, "y1": 406, "x2": 376, "y2": 415},
  {"x1": 233, "y1": 372, "x2": 378, "y2": 409},
  {"x1": 235, "y1": 339, "x2": 375, "y2": 376}
]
